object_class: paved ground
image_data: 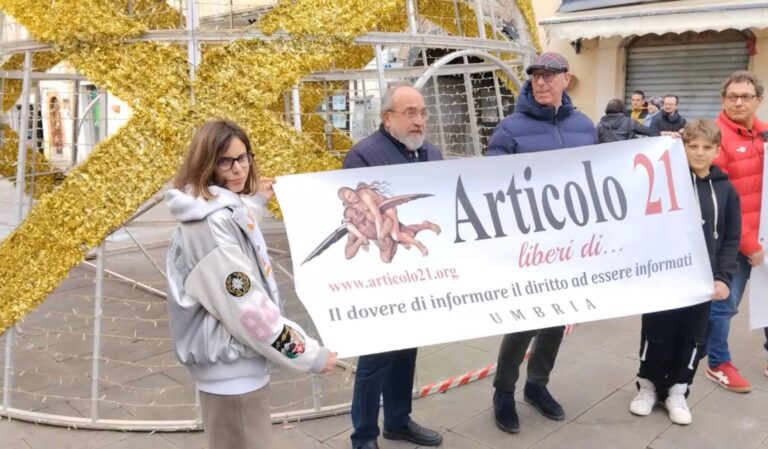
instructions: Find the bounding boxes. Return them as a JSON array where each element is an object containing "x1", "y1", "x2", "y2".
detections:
[{"x1": 1, "y1": 179, "x2": 767, "y2": 449}]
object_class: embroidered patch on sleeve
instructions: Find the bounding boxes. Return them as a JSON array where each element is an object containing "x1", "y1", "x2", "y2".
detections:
[
  {"x1": 225, "y1": 272, "x2": 251, "y2": 297},
  {"x1": 271, "y1": 325, "x2": 306, "y2": 359}
]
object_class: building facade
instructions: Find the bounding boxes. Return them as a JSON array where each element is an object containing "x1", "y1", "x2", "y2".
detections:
[{"x1": 533, "y1": 0, "x2": 768, "y2": 122}]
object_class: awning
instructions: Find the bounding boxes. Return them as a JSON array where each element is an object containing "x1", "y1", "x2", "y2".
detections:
[{"x1": 539, "y1": 0, "x2": 768, "y2": 40}]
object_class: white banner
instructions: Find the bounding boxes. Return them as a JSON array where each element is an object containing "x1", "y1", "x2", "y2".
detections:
[
  {"x1": 748, "y1": 141, "x2": 768, "y2": 330},
  {"x1": 275, "y1": 137, "x2": 713, "y2": 357}
]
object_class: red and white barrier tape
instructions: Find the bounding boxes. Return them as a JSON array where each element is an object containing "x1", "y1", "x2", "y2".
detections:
[
  {"x1": 413, "y1": 324, "x2": 575, "y2": 399},
  {"x1": 416, "y1": 363, "x2": 495, "y2": 398}
]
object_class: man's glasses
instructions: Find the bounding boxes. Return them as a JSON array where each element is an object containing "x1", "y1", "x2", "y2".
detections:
[
  {"x1": 217, "y1": 153, "x2": 252, "y2": 171},
  {"x1": 529, "y1": 70, "x2": 565, "y2": 83},
  {"x1": 724, "y1": 94, "x2": 759, "y2": 103},
  {"x1": 388, "y1": 109, "x2": 429, "y2": 120}
]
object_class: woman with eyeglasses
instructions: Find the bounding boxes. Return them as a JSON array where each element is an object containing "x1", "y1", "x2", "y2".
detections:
[{"x1": 165, "y1": 119, "x2": 336, "y2": 449}]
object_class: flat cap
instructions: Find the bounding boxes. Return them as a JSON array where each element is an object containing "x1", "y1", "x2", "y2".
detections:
[{"x1": 525, "y1": 52, "x2": 569, "y2": 75}]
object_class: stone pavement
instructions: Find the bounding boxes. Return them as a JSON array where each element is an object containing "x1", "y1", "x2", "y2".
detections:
[{"x1": 1, "y1": 180, "x2": 767, "y2": 449}]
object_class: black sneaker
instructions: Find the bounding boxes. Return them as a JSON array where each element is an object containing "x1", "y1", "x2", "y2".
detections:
[
  {"x1": 523, "y1": 382, "x2": 565, "y2": 421},
  {"x1": 382, "y1": 420, "x2": 442, "y2": 446},
  {"x1": 493, "y1": 389, "x2": 520, "y2": 433}
]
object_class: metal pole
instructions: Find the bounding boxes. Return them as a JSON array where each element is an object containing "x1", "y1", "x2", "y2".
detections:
[
  {"x1": 1, "y1": 323, "x2": 12, "y2": 411},
  {"x1": 406, "y1": 0, "x2": 418, "y2": 34},
  {"x1": 0, "y1": 77, "x2": 6, "y2": 138},
  {"x1": 452, "y1": 0, "x2": 464, "y2": 37},
  {"x1": 462, "y1": 58, "x2": 481, "y2": 156},
  {"x1": 14, "y1": 51, "x2": 31, "y2": 226},
  {"x1": 361, "y1": 79, "x2": 370, "y2": 130},
  {"x1": 374, "y1": 45, "x2": 387, "y2": 103},
  {"x1": 123, "y1": 228, "x2": 166, "y2": 278},
  {"x1": 99, "y1": 91, "x2": 108, "y2": 143},
  {"x1": 81, "y1": 261, "x2": 166, "y2": 298},
  {"x1": 30, "y1": 82, "x2": 40, "y2": 154},
  {"x1": 311, "y1": 376, "x2": 322, "y2": 412},
  {"x1": 422, "y1": 50, "x2": 446, "y2": 152},
  {"x1": 195, "y1": 388, "x2": 202, "y2": 426},
  {"x1": 473, "y1": 0, "x2": 486, "y2": 39},
  {"x1": 229, "y1": 0, "x2": 235, "y2": 28},
  {"x1": 323, "y1": 81, "x2": 332, "y2": 150},
  {"x1": 27, "y1": 81, "x2": 40, "y2": 211},
  {"x1": 186, "y1": 0, "x2": 200, "y2": 103},
  {"x1": 492, "y1": 71, "x2": 504, "y2": 119},
  {"x1": 292, "y1": 85, "x2": 301, "y2": 132},
  {"x1": 512, "y1": 4, "x2": 533, "y2": 67},
  {"x1": 489, "y1": 3, "x2": 498, "y2": 38},
  {"x1": 283, "y1": 92, "x2": 290, "y2": 124},
  {"x1": 74, "y1": 92, "x2": 104, "y2": 138},
  {"x1": 71, "y1": 80, "x2": 80, "y2": 166},
  {"x1": 90, "y1": 244, "x2": 105, "y2": 422},
  {"x1": 4, "y1": 50, "x2": 31, "y2": 412}
]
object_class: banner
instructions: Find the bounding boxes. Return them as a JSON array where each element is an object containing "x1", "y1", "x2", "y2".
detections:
[
  {"x1": 748, "y1": 140, "x2": 768, "y2": 330},
  {"x1": 275, "y1": 137, "x2": 713, "y2": 357}
]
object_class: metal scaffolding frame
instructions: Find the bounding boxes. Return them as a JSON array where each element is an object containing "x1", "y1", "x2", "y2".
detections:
[{"x1": 0, "y1": 0, "x2": 536, "y2": 431}]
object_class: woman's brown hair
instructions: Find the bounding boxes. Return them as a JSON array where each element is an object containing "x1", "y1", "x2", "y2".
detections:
[{"x1": 174, "y1": 119, "x2": 259, "y2": 199}]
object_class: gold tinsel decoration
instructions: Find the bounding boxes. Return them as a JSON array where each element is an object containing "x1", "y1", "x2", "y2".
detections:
[
  {"x1": 516, "y1": 0, "x2": 543, "y2": 54},
  {"x1": 0, "y1": 0, "x2": 403, "y2": 333},
  {"x1": 0, "y1": 0, "x2": 146, "y2": 45},
  {"x1": 0, "y1": 126, "x2": 59, "y2": 197},
  {"x1": 0, "y1": 51, "x2": 63, "y2": 197},
  {"x1": 0, "y1": 0, "x2": 182, "y2": 198},
  {"x1": 0, "y1": 0, "x2": 533, "y2": 333}
]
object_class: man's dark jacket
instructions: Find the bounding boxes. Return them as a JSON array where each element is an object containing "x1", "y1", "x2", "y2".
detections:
[
  {"x1": 596, "y1": 112, "x2": 658, "y2": 143},
  {"x1": 650, "y1": 110, "x2": 687, "y2": 133},
  {"x1": 486, "y1": 80, "x2": 597, "y2": 154},
  {"x1": 343, "y1": 125, "x2": 442, "y2": 168}
]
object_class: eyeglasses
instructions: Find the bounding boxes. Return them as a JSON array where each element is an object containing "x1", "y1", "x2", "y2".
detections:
[
  {"x1": 217, "y1": 152, "x2": 252, "y2": 171},
  {"x1": 388, "y1": 109, "x2": 429, "y2": 121},
  {"x1": 724, "y1": 94, "x2": 758, "y2": 103},
  {"x1": 529, "y1": 70, "x2": 564, "y2": 83}
]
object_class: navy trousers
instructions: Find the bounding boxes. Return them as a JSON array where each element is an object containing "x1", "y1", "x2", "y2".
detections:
[{"x1": 350, "y1": 348, "x2": 417, "y2": 445}]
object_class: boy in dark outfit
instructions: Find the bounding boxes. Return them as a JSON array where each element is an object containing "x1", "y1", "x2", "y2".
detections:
[{"x1": 629, "y1": 119, "x2": 741, "y2": 425}]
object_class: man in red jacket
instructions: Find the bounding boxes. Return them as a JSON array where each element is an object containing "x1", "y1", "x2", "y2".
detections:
[{"x1": 708, "y1": 71, "x2": 767, "y2": 393}]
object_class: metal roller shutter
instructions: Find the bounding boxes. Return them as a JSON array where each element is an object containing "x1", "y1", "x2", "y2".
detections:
[{"x1": 625, "y1": 41, "x2": 749, "y2": 120}]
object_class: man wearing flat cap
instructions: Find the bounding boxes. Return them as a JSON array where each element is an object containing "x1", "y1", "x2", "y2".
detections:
[{"x1": 486, "y1": 51, "x2": 597, "y2": 434}]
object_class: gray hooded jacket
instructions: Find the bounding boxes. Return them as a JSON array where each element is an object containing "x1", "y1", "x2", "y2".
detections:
[{"x1": 165, "y1": 186, "x2": 328, "y2": 395}]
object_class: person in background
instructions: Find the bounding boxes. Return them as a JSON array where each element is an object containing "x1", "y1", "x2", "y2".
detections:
[
  {"x1": 644, "y1": 96, "x2": 663, "y2": 127},
  {"x1": 627, "y1": 90, "x2": 648, "y2": 125},
  {"x1": 596, "y1": 98, "x2": 658, "y2": 143},
  {"x1": 650, "y1": 94, "x2": 687, "y2": 135}
]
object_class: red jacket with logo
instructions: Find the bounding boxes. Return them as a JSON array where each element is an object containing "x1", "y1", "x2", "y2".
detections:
[{"x1": 713, "y1": 111, "x2": 768, "y2": 255}]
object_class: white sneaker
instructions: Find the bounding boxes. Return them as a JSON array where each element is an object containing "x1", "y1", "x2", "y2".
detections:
[
  {"x1": 664, "y1": 383, "x2": 692, "y2": 425},
  {"x1": 629, "y1": 378, "x2": 657, "y2": 416}
]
